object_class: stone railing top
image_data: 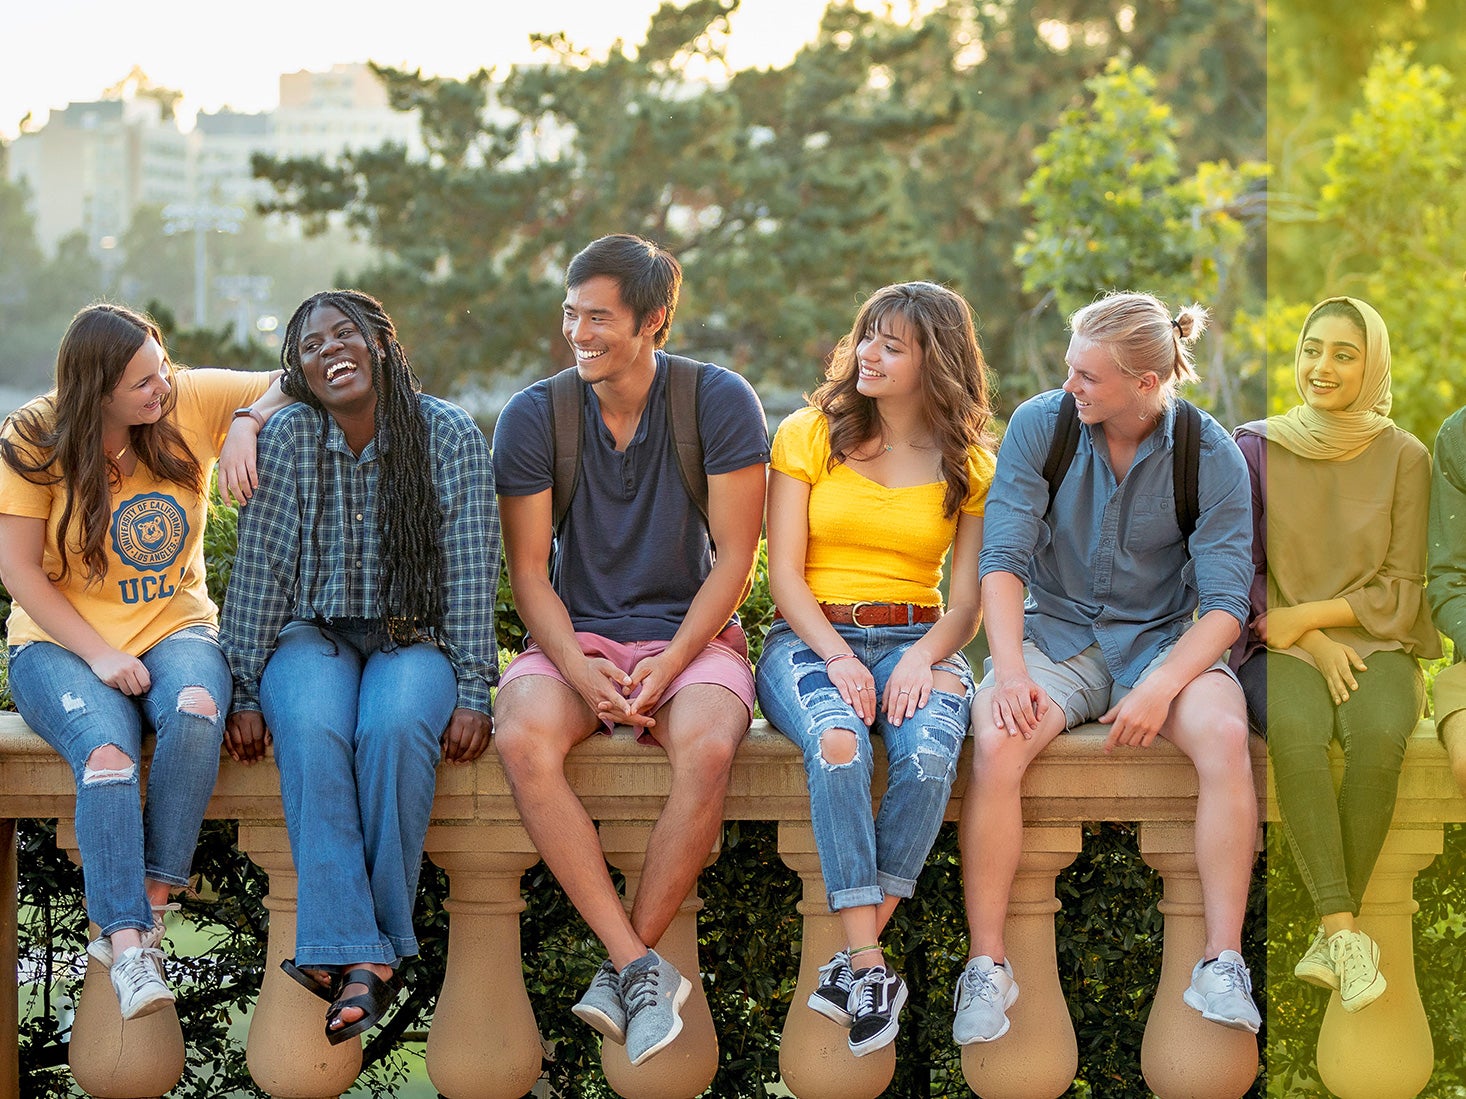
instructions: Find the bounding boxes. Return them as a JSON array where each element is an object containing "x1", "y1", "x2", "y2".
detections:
[{"x1": 0, "y1": 709, "x2": 1290, "y2": 826}]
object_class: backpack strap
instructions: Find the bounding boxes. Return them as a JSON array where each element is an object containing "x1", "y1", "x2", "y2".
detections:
[
  {"x1": 662, "y1": 355, "x2": 708, "y2": 523},
  {"x1": 547, "y1": 367, "x2": 583, "y2": 532},
  {"x1": 1173, "y1": 398, "x2": 1202, "y2": 545},
  {"x1": 1041, "y1": 391, "x2": 1082, "y2": 515},
  {"x1": 547, "y1": 356, "x2": 708, "y2": 532}
]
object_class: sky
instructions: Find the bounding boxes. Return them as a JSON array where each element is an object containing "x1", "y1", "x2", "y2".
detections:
[{"x1": 1, "y1": 0, "x2": 852, "y2": 140}]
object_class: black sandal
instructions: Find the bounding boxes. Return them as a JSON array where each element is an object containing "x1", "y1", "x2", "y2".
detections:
[
  {"x1": 281, "y1": 958, "x2": 340, "y2": 1003},
  {"x1": 325, "y1": 967, "x2": 400, "y2": 1045}
]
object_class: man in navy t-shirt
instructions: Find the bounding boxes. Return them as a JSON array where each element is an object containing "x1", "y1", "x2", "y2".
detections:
[{"x1": 492, "y1": 234, "x2": 769, "y2": 1067}]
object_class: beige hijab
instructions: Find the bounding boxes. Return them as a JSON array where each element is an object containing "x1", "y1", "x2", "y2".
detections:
[{"x1": 1264, "y1": 296, "x2": 1393, "y2": 460}]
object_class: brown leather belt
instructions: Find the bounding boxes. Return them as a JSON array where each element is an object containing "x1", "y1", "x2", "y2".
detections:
[{"x1": 776, "y1": 602, "x2": 942, "y2": 628}]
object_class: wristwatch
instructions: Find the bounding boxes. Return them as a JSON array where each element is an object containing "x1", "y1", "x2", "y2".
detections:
[{"x1": 232, "y1": 407, "x2": 265, "y2": 430}]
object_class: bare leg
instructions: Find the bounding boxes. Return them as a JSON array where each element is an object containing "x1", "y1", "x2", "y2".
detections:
[
  {"x1": 1159, "y1": 670, "x2": 1257, "y2": 958},
  {"x1": 495, "y1": 677, "x2": 648, "y2": 969},
  {"x1": 959, "y1": 690, "x2": 1066, "y2": 962},
  {"x1": 628, "y1": 684, "x2": 747, "y2": 951}
]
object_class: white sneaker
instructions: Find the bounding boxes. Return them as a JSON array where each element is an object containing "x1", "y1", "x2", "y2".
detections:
[
  {"x1": 1293, "y1": 925, "x2": 1339, "y2": 990},
  {"x1": 952, "y1": 955, "x2": 1018, "y2": 1044},
  {"x1": 87, "y1": 902, "x2": 180, "y2": 969},
  {"x1": 1330, "y1": 929, "x2": 1386, "y2": 1013},
  {"x1": 110, "y1": 946, "x2": 175, "y2": 1020},
  {"x1": 1182, "y1": 950, "x2": 1260, "y2": 1033}
]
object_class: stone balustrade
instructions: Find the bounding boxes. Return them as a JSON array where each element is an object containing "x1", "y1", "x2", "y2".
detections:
[{"x1": 1, "y1": 710, "x2": 1459, "y2": 1099}]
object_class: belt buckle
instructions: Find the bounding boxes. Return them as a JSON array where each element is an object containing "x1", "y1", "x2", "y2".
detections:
[{"x1": 850, "y1": 601, "x2": 878, "y2": 628}]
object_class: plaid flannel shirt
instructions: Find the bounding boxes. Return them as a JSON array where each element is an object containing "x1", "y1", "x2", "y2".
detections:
[{"x1": 221, "y1": 394, "x2": 499, "y2": 714}]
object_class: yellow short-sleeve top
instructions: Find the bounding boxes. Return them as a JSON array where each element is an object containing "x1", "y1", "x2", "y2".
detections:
[
  {"x1": 772, "y1": 405, "x2": 995, "y2": 606},
  {"x1": 0, "y1": 368, "x2": 273, "y2": 655}
]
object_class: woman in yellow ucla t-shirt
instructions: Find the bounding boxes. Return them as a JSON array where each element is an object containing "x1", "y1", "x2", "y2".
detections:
[
  {"x1": 755, "y1": 282, "x2": 995, "y2": 1058},
  {"x1": 0, "y1": 303, "x2": 286, "y2": 1020}
]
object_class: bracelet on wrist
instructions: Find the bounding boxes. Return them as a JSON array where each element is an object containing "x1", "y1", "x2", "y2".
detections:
[{"x1": 825, "y1": 652, "x2": 857, "y2": 670}]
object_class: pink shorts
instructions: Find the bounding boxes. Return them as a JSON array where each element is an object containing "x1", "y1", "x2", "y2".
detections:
[{"x1": 499, "y1": 623, "x2": 755, "y2": 737}]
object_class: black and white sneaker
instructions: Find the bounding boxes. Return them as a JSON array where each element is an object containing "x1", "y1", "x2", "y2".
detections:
[
  {"x1": 807, "y1": 949, "x2": 855, "y2": 1026},
  {"x1": 847, "y1": 965, "x2": 907, "y2": 1057}
]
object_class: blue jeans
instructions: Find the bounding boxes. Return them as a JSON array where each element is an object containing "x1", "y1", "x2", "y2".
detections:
[
  {"x1": 8, "y1": 626, "x2": 229, "y2": 936},
  {"x1": 755, "y1": 620, "x2": 973, "y2": 910},
  {"x1": 260, "y1": 619, "x2": 455, "y2": 966}
]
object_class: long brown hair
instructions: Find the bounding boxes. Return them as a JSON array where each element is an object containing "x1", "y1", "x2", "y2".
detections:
[
  {"x1": 810, "y1": 282, "x2": 994, "y2": 518},
  {"x1": 0, "y1": 303, "x2": 202, "y2": 585}
]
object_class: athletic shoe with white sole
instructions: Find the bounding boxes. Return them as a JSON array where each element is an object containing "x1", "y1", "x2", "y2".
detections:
[
  {"x1": 1182, "y1": 950, "x2": 1261, "y2": 1033},
  {"x1": 110, "y1": 945, "x2": 175, "y2": 1020},
  {"x1": 952, "y1": 955, "x2": 1019, "y2": 1045}
]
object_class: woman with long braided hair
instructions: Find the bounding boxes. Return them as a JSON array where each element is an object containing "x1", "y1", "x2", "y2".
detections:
[{"x1": 220, "y1": 290, "x2": 499, "y2": 1045}]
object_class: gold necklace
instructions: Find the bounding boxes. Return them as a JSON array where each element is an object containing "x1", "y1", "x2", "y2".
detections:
[{"x1": 110, "y1": 443, "x2": 129, "y2": 461}]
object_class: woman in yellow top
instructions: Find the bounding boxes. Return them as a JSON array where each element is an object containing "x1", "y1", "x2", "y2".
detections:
[
  {"x1": 0, "y1": 303, "x2": 286, "y2": 1020},
  {"x1": 756, "y1": 282, "x2": 995, "y2": 1057}
]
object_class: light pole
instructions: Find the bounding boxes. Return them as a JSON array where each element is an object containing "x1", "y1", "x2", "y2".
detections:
[
  {"x1": 214, "y1": 274, "x2": 273, "y2": 346},
  {"x1": 161, "y1": 202, "x2": 244, "y2": 327}
]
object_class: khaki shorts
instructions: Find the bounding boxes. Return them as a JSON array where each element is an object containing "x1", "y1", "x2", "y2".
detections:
[{"x1": 979, "y1": 640, "x2": 1238, "y2": 730}]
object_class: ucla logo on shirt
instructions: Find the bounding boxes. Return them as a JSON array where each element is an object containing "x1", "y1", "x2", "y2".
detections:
[{"x1": 111, "y1": 493, "x2": 189, "y2": 573}]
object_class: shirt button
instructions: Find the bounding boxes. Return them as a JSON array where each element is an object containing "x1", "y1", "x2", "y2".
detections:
[
  {"x1": 355, "y1": 513, "x2": 363, "y2": 521},
  {"x1": 355, "y1": 560, "x2": 362, "y2": 569}
]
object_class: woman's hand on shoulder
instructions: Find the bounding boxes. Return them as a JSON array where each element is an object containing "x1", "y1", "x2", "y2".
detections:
[
  {"x1": 218, "y1": 415, "x2": 263, "y2": 506},
  {"x1": 88, "y1": 647, "x2": 150, "y2": 695}
]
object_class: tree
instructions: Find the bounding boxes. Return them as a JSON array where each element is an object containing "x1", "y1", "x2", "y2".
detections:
[{"x1": 1013, "y1": 60, "x2": 1266, "y2": 422}]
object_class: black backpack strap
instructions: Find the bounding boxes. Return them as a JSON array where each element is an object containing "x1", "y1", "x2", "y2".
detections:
[
  {"x1": 547, "y1": 367, "x2": 584, "y2": 532},
  {"x1": 1173, "y1": 399, "x2": 1202, "y2": 544},
  {"x1": 662, "y1": 354, "x2": 708, "y2": 523},
  {"x1": 1041, "y1": 391, "x2": 1082, "y2": 515}
]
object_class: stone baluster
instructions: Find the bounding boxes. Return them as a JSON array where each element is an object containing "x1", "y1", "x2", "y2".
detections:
[
  {"x1": 959, "y1": 824, "x2": 1082, "y2": 1099},
  {"x1": 423, "y1": 823, "x2": 545, "y2": 1099},
  {"x1": 599, "y1": 821, "x2": 719, "y2": 1099},
  {"x1": 1138, "y1": 821, "x2": 1258, "y2": 1099},
  {"x1": 55, "y1": 820, "x2": 184, "y2": 1099},
  {"x1": 1316, "y1": 827, "x2": 1439, "y2": 1099},
  {"x1": 238, "y1": 823, "x2": 361, "y2": 1098},
  {"x1": 776, "y1": 821, "x2": 893, "y2": 1099}
]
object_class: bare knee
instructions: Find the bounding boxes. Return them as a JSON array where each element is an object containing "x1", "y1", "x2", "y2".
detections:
[
  {"x1": 819, "y1": 727, "x2": 859, "y2": 767},
  {"x1": 176, "y1": 685, "x2": 219, "y2": 720},
  {"x1": 495, "y1": 720, "x2": 570, "y2": 786},
  {"x1": 83, "y1": 744, "x2": 136, "y2": 784}
]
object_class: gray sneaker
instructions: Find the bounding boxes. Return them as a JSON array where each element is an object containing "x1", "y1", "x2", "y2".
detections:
[
  {"x1": 110, "y1": 946, "x2": 174, "y2": 1020},
  {"x1": 807, "y1": 950, "x2": 855, "y2": 1027},
  {"x1": 87, "y1": 902, "x2": 180, "y2": 969},
  {"x1": 1183, "y1": 950, "x2": 1261, "y2": 1033},
  {"x1": 952, "y1": 955, "x2": 1019, "y2": 1044},
  {"x1": 571, "y1": 958, "x2": 627, "y2": 1043},
  {"x1": 1293, "y1": 926, "x2": 1338, "y2": 991},
  {"x1": 620, "y1": 950, "x2": 693, "y2": 1067},
  {"x1": 1330, "y1": 929, "x2": 1386, "y2": 1013}
]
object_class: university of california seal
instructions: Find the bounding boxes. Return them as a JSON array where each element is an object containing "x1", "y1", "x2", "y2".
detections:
[{"x1": 110, "y1": 493, "x2": 189, "y2": 572}]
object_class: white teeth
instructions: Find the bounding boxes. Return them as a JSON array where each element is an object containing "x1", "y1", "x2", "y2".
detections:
[
  {"x1": 575, "y1": 348, "x2": 605, "y2": 360},
  {"x1": 325, "y1": 360, "x2": 356, "y2": 382}
]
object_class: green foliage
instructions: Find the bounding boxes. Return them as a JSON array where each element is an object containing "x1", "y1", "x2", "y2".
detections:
[{"x1": 1014, "y1": 59, "x2": 1267, "y2": 424}]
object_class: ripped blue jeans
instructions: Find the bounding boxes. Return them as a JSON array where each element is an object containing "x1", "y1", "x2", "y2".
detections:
[
  {"x1": 8, "y1": 625, "x2": 229, "y2": 936},
  {"x1": 755, "y1": 619, "x2": 973, "y2": 910}
]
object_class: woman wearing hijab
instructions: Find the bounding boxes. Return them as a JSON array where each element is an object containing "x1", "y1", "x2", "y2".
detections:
[{"x1": 1231, "y1": 297, "x2": 1438, "y2": 1012}]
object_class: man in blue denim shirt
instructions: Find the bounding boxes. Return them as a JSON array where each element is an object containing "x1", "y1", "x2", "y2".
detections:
[{"x1": 951, "y1": 293, "x2": 1260, "y2": 1046}]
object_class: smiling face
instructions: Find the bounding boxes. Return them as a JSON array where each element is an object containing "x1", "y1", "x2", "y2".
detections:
[
  {"x1": 854, "y1": 311, "x2": 924, "y2": 403},
  {"x1": 1062, "y1": 335, "x2": 1151, "y2": 425},
  {"x1": 1298, "y1": 313, "x2": 1367, "y2": 412},
  {"x1": 102, "y1": 336, "x2": 171, "y2": 434},
  {"x1": 297, "y1": 303, "x2": 380, "y2": 420},
  {"x1": 562, "y1": 275, "x2": 663, "y2": 384}
]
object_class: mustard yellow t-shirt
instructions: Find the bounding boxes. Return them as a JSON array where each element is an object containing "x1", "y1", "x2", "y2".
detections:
[
  {"x1": 1, "y1": 368, "x2": 273, "y2": 655},
  {"x1": 772, "y1": 405, "x2": 996, "y2": 605}
]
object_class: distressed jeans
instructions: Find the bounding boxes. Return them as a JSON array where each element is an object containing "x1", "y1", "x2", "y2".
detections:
[
  {"x1": 260, "y1": 619, "x2": 455, "y2": 966},
  {"x1": 756, "y1": 619, "x2": 973, "y2": 910},
  {"x1": 8, "y1": 625, "x2": 229, "y2": 936}
]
